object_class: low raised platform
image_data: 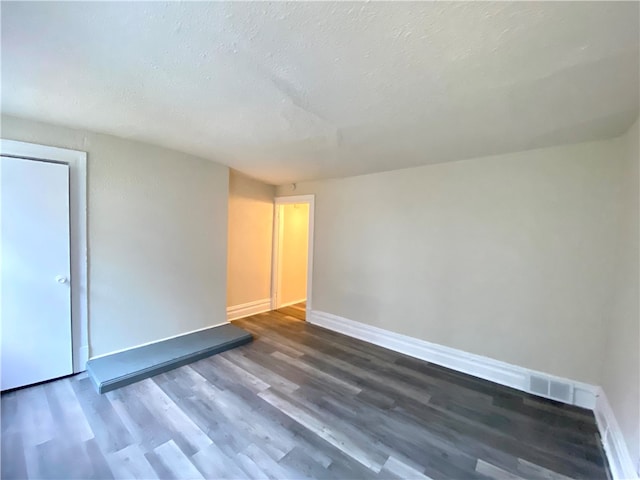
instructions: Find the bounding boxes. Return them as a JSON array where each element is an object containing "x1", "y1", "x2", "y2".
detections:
[{"x1": 86, "y1": 323, "x2": 253, "y2": 393}]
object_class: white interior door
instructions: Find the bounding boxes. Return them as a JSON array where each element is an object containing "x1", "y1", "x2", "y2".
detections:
[{"x1": 1, "y1": 156, "x2": 73, "y2": 390}]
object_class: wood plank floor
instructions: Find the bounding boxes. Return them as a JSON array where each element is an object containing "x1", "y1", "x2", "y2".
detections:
[
  {"x1": 1, "y1": 309, "x2": 610, "y2": 479},
  {"x1": 276, "y1": 301, "x2": 306, "y2": 321}
]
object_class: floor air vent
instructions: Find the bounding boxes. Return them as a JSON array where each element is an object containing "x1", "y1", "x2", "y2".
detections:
[{"x1": 528, "y1": 374, "x2": 574, "y2": 403}]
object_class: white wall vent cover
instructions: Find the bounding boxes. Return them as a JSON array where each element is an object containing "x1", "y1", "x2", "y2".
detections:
[{"x1": 528, "y1": 374, "x2": 574, "y2": 403}]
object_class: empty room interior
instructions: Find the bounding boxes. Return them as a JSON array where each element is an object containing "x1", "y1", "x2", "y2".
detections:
[{"x1": 1, "y1": 2, "x2": 639, "y2": 480}]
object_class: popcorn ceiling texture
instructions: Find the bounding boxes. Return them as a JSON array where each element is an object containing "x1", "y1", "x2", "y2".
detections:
[{"x1": 2, "y1": 2, "x2": 638, "y2": 184}]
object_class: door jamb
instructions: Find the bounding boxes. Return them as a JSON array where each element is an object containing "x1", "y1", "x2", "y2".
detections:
[
  {"x1": 1, "y1": 139, "x2": 89, "y2": 372},
  {"x1": 271, "y1": 194, "x2": 315, "y2": 316}
]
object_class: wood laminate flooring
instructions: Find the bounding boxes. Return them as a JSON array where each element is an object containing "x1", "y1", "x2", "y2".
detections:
[
  {"x1": 1, "y1": 309, "x2": 610, "y2": 479},
  {"x1": 276, "y1": 302, "x2": 306, "y2": 321}
]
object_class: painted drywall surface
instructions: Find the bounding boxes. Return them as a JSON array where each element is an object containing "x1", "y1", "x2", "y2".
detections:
[
  {"x1": 277, "y1": 139, "x2": 623, "y2": 384},
  {"x1": 227, "y1": 170, "x2": 275, "y2": 307},
  {"x1": 1, "y1": 114, "x2": 229, "y2": 357},
  {"x1": 601, "y1": 118, "x2": 639, "y2": 470},
  {"x1": 2, "y1": 2, "x2": 638, "y2": 184},
  {"x1": 279, "y1": 203, "x2": 309, "y2": 306}
]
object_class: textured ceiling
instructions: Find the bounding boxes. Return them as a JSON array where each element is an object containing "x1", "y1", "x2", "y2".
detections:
[{"x1": 2, "y1": 2, "x2": 639, "y2": 185}]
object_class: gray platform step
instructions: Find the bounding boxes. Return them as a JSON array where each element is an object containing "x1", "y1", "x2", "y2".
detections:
[{"x1": 86, "y1": 323, "x2": 253, "y2": 393}]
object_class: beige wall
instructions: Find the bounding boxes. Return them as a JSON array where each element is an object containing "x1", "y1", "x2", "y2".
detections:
[
  {"x1": 2, "y1": 114, "x2": 229, "y2": 357},
  {"x1": 227, "y1": 170, "x2": 275, "y2": 307},
  {"x1": 279, "y1": 203, "x2": 309, "y2": 306},
  {"x1": 601, "y1": 118, "x2": 639, "y2": 470},
  {"x1": 277, "y1": 138, "x2": 624, "y2": 384}
]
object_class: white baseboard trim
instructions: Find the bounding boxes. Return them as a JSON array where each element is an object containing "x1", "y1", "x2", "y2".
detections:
[
  {"x1": 89, "y1": 321, "x2": 229, "y2": 360},
  {"x1": 308, "y1": 309, "x2": 639, "y2": 479},
  {"x1": 277, "y1": 298, "x2": 307, "y2": 309},
  {"x1": 227, "y1": 298, "x2": 272, "y2": 321},
  {"x1": 594, "y1": 388, "x2": 639, "y2": 480},
  {"x1": 308, "y1": 310, "x2": 599, "y2": 408}
]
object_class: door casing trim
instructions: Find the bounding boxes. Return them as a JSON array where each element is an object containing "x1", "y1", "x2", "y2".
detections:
[{"x1": 271, "y1": 194, "x2": 315, "y2": 315}]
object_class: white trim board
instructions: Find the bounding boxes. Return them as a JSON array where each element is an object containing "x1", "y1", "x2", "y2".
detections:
[
  {"x1": 278, "y1": 298, "x2": 307, "y2": 308},
  {"x1": 1, "y1": 139, "x2": 89, "y2": 373},
  {"x1": 307, "y1": 310, "x2": 600, "y2": 407},
  {"x1": 594, "y1": 389, "x2": 639, "y2": 480},
  {"x1": 308, "y1": 309, "x2": 637, "y2": 480},
  {"x1": 89, "y1": 321, "x2": 230, "y2": 360},
  {"x1": 227, "y1": 299, "x2": 272, "y2": 321}
]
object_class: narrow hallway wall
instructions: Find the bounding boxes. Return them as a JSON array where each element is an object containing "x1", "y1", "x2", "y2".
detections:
[{"x1": 227, "y1": 170, "x2": 275, "y2": 310}]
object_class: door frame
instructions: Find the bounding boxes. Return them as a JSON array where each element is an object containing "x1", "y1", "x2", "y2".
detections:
[
  {"x1": 271, "y1": 194, "x2": 315, "y2": 316},
  {"x1": 1, "y1": 139, "x2": 88, "y2": 373}
]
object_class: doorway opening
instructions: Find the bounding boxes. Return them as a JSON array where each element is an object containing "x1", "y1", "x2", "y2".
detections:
[{"x1": 271, "y1": 195, "x2": 314, "y2": 321}]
